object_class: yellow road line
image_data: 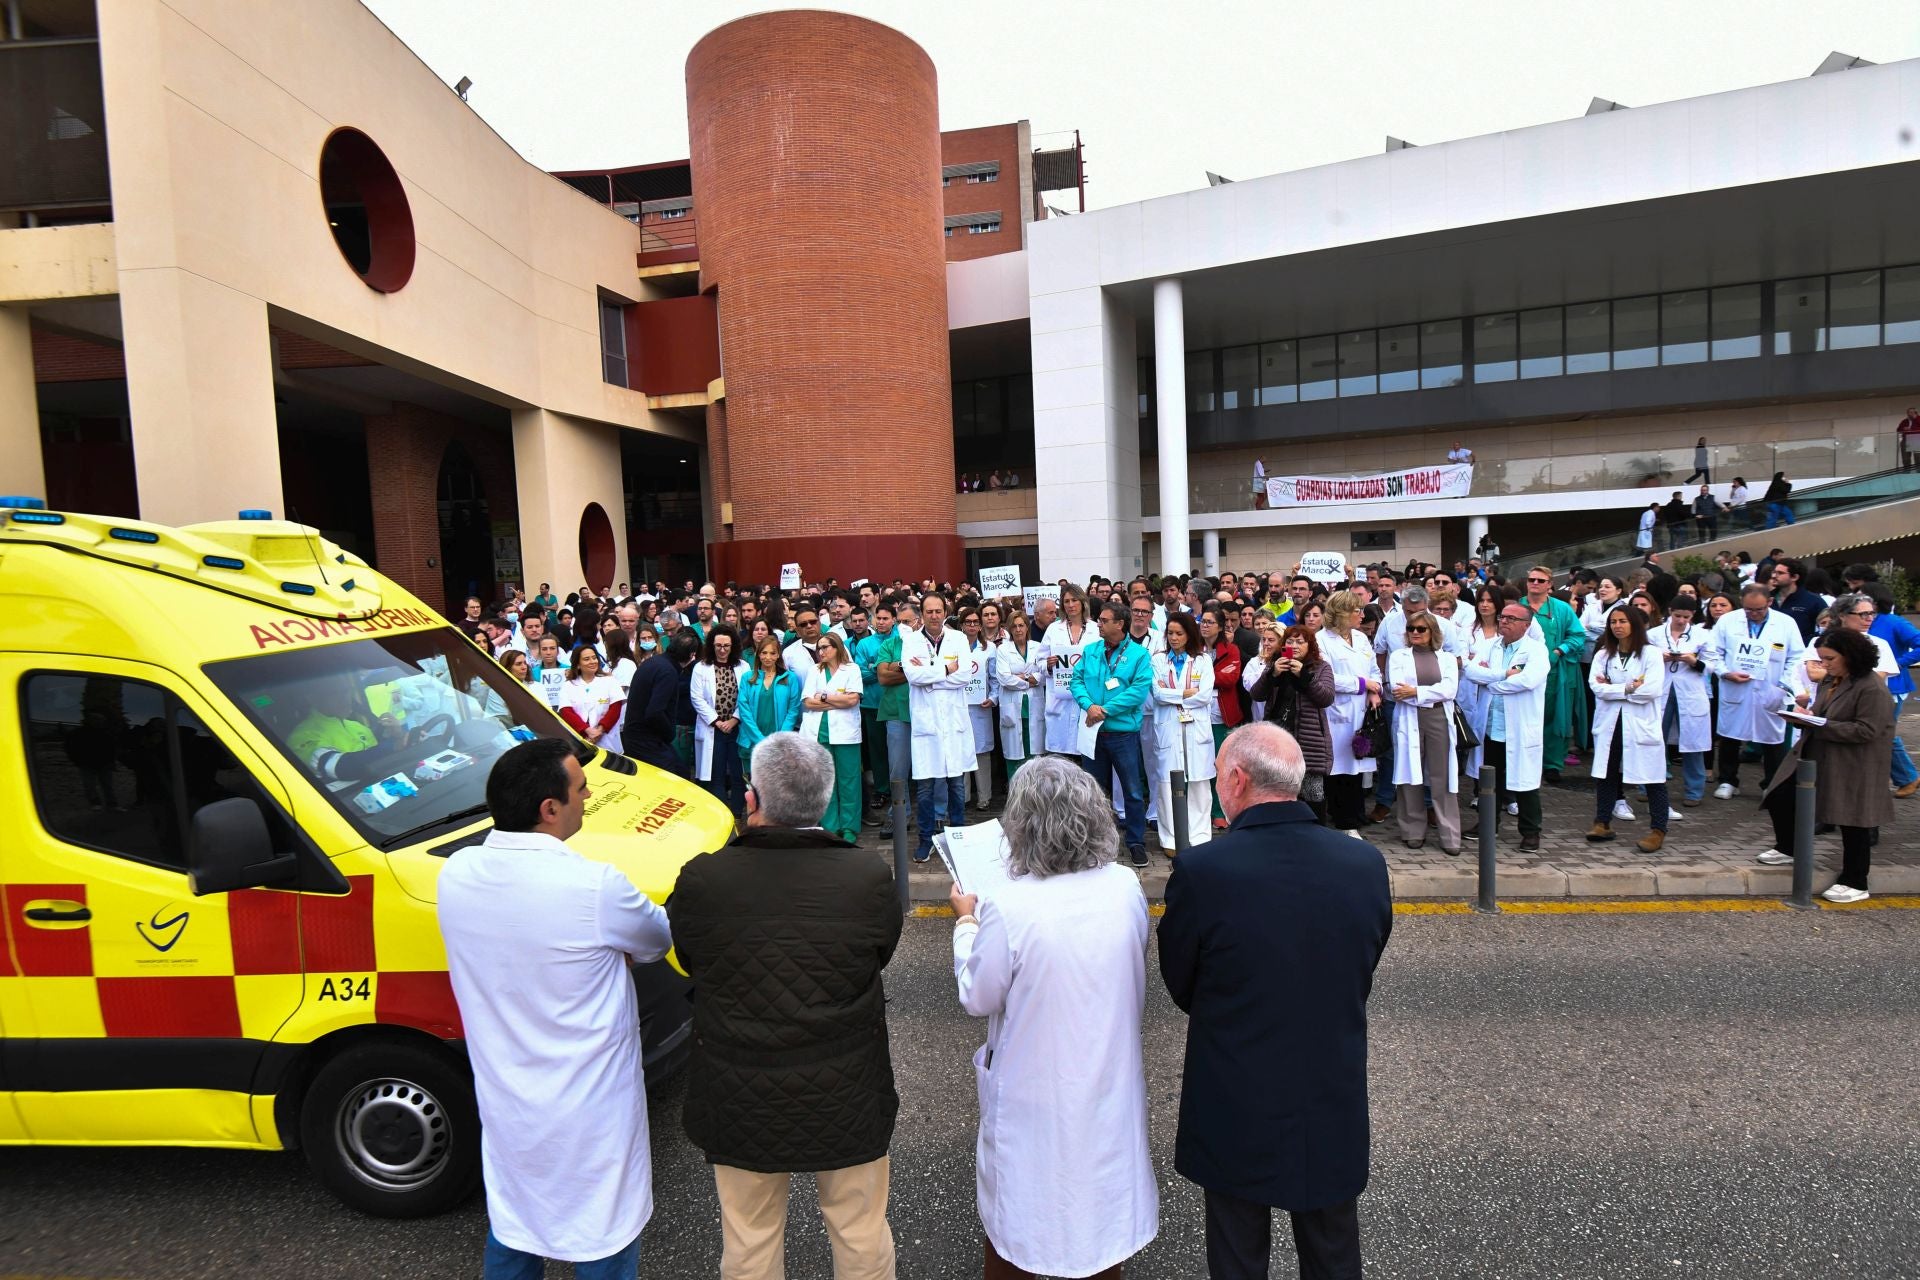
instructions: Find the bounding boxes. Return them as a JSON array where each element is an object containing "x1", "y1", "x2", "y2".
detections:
[{"x1": 911, "y1": 895, "x2": 1920, "y2": 918}]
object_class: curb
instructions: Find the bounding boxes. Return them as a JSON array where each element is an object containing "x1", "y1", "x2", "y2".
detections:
[{"x1": 907, "y1": 895, "x2": 1920, "y2": 917}]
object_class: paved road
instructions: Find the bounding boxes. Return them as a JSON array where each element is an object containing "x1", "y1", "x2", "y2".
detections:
[{"x1": 2, "y1": 909, "x2": 1916, "y2": 1279}]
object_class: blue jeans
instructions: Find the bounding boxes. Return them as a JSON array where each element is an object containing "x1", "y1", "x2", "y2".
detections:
[
  {"x1": 915, "y1": 773, "x2": 966, "y2": 857},
  {"x1": 1764, "y1": 501, "x2": 1795, "y2": 527},
  {"x1": 1893, "y1": 694, "x2": 1916, "y2": 788},
  {"x1": 1081, "y1": 728, "x2": 1147, "y2": 849},
  {"x1": 1663, "y1": 697, "x2": 1708, "y2": 802},
  {"x1": 705, "y1": 725, "x2": 745, "y2": 815},
  {"x1": 484, "y1": 1229, "x2": 640, "y2": 1279}
]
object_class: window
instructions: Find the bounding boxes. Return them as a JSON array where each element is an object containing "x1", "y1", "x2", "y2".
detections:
[
  {"x1": 1137, "y1": 357, "x2": 1152, "y2": 418},
  {"x1": 599, "y1": 298, "x2": 628, "y2": 387},
  {"x1": 1829, "y1": 270, "x2": 1880, "y2": 349},
  {"x1": 1473, "y1": 313, "x2": 1516, "y2": 383},
  {"x1": 1519, "y1": 308, "x2": 1563, "y2": 379},
  {"x1": 1298, "y1": 335, "x2": 1336, "y2": 401},
  {"x1": 1351, "y1": 529, "x2": 1396, "y2": 553},
  {"x1": 1220, "y1": 345, "x2": 1257, "y2": 410},
  {"x1": 1612, "y1": 295, "x2": 1658, "y2": 369},
  {"x1": 944, "y1": 226, "x2": 954, "y2": 237},
  {"x1": 1566, "y1": 302, "x2": 1609, "y2": 374},
  {"x1": 1185, "y1": 349, "x2": 1215, "y2": 413},
  {"x1": 1710, "y1": 284, "x2": 1761, "y2": 359},
  {"x1": 1660, "y1": 291, "x2": 1708, "y2": 365},
  {"x1": 1379, "y1": 325, "x2": 1417, "y2": 393},
  {"x1": 967, "y1": 220, "x2": 1001, "y2": 234},
  {"x1": 1887, "y1": 265, "x2": 1920, "y2": 345},
  {"x1": 966, "y1": 170, "x2": 999, "y2": 184},
  {"x1": 1337, "y1": 330, "x2": 1377, "y2": 397},
  {"x1": 1773, "y1": 277, "x2": 1825, "y2": 353},
  {"x1": 1419, "y1": 320, "x2": 1463, "y2": 388},
  {"x1": 22, "y1": 673, "x2": 296, "y2": 874},
  {"x1": 1257, "y1": 340, "x2": 1297, "y2": 404}
]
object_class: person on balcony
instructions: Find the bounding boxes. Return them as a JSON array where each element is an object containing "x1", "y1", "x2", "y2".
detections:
[
  {"x1": 1684, "y1": 436, "x2": 1711, "y2": 485},
  {"x1": 1762, "y1": 472, "x2": 1796, "y2": 528}
]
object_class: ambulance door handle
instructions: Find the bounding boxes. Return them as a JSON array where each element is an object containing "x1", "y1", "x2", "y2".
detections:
[{"x1": 23, "y1": 900, "x2": 91, "y2": 926}]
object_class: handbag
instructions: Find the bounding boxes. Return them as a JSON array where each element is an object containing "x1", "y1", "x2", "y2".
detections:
[
  {"x1": 1451, "y1": 704, "x2": 1480, "y2": 751},
  {"x1": 1352, "y1": 700, "x2": 1388, "y2": 758}
]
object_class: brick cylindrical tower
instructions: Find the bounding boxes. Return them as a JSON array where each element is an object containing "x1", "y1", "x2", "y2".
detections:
[{"x1": 687, "y1": 11, "x2": 961, "y2": 587}]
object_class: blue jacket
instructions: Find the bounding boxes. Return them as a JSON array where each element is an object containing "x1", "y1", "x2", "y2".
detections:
[
  {"x1": 1159, "y1": 801, "x2": 1392, "y2": 1209},
  {"x1": 1872, "y1": 612, "x2": 1920, "y2": 697},
  {"x1": 851, "y1": 630, "x2": 884, "y2": 711},
  {"x1": 736, "y1": 670, "x2": 802, "y2": 752},
  {"x1": 1068, "y1": 635, "x2": 1155, "y2": 735}
]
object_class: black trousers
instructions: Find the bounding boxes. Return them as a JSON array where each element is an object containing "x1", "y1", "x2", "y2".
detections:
[
  {"x1": 1763, "y1": 781, "x2": 1872, "y2": 889},
  {"x1": 1715, "y1": 735, "x2": 1787, "y2": 788},
  {"x1": 1204, "y1": 1190, "x2": 1361, "y2": 1280},
  {"x1": 1325, "y1": 772, "x2": 1367, "y2": 830}
]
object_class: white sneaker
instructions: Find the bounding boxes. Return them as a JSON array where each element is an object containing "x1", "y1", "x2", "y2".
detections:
[
  {"x1": 1612, "y1": 800, "x2": 1635, "y2": 821},
  {"x1": 1664, "y1": 806, "x2": 1684, "y2": 822},
  {"x1": 1505, "y1": 801, "x2": 1519, "y2": 816},
  {"x1": 1713, "y1": 783, "x2": 1737, "y2": 800},
  {"x1": 1755, "y1": 849, "x2": 1792, "y2": 866},
  {"x1": 1821, "y1": 884, "x2": 1869, "y2": 904}
]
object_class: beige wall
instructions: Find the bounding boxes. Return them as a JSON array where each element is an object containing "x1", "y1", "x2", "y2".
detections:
[
  {"x1": 955, "y1": 488, "x2": 1037, "y2": 522},
  {"x1": 512, "y1": 409, "x2": 627, "y2": 596},
  {"x1": 0, "y1": 307, "x2": 41, "y2": 497},
  {"x1": 1145, "y1": 521, "x2": 1444, "y2": 578}
]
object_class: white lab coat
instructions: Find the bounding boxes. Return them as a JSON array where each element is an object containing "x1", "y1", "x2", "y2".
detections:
[
  {"x1": 1652, "y1": 622, "x2": 1714, "y2": 755},
  {"x1": 800, "y1": 661, "x2": 864, "y2": 745},
  {"x1": 1149, "y1": 651, "x2": 1217, "y2": 782},
  {"x1": 966, "y1": 640, "x2": 998, "y2": 754},
  {"x1": 1041, "y1": 620, "x2": 1093, "y2": 753},
  {"x1": 994, "y1": 638, "x2": 1048, "y2": 761},
  {"x1": 1587, "y1": 647, "x2": 1668, "y2": 784},
  {"x1": 1386, "y1": 648, "x2": 1459, "y2": 792},
  {"x1": 904, "y1": 623, "x2": 979, "y2": 777},
  {"x1": 1319, "y1": 627, "x2": 1377, "y2": 774},
  {"x1": 1580, "y1": 595, "x2": 1629, "y2": 646},
  {"x1": 689, "y1": 659, "x2": 748, "y2": 782},
  {"x1": 1454, "y1": 626, "x2": 1504, "y2": 778},
  {"x1": 1460, "y1": 633, "x2": 1551, "y2": 791},
  {"x1": 781, "y1": 637, "x2": 820, "y2": 688},
  {"x1": 437, "y1": 831, "x2": 672, "y2": 1262},
  {"x1": 1704, "y1": 609, "x2": 1804, "y2": 745},
  {"x1": 953, "y1": 863, "x2": 1157, "y2": 1277}
]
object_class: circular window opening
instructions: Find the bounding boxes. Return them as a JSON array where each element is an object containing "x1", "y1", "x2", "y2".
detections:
[
  {"x1": 578, "y1": 502, "x2": 616, "y2": 589},
  {"x1": 319, "y1": 127, "x2": 415, "y2": 293}
]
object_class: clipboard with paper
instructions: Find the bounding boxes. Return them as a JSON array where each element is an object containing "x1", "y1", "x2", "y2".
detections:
[{"x1": 931, "y1": 818, "x2": 1015, "y2": 897}]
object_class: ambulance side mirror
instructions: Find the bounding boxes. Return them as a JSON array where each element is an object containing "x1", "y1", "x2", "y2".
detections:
[{"x1": 188, "y1": 798, "x2": 298, "y2": 896}]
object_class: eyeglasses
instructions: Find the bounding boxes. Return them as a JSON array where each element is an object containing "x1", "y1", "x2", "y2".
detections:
[
  {"x1": 1500, "y1": 613, "x2": 1530, "y2": 623},
  {"x1": 1850, "y1": 609, "x2": 1876, "y2": 618},
  {"x1": 1131, "y1": 607, "x2": 1153, "y2": 615}
]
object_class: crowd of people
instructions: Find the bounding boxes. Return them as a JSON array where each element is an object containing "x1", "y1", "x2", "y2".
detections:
[{"x1": 459, "y1": 549, "x2": 1910, "y2": 902}]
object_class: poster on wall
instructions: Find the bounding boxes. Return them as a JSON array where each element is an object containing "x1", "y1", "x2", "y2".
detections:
[
  {"x1": 779, "y1": 562, "x2": 802, "y2": 590},
  {"x1": 978, "y1": 564, "x2": 1023, "y2": 597},
  {"x1": 1299, "y1": 551, "x2": 1348, "y2": 584},
  {"x1": 490, "y1": 521, "x2": 521, "y2": 582},
  {"x1": 1266, "y1": 463, "x2": 1473, "y2": 508}
]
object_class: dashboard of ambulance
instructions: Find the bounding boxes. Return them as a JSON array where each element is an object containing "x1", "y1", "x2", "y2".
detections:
[{"x1": 204, "y1": 629, "x2": 569, "y2": 850}]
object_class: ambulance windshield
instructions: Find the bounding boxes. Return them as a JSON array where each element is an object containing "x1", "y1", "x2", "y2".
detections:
[{"x1": 204, "y1": 628, "x2": 570, "y2": 846}]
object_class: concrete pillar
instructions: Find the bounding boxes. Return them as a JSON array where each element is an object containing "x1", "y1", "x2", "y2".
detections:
[
  {"x1": 1032, "y1": 287, "x2": 1141, "y2": 583},
  {"x1": 121, "y1": 270, "x2": 282, "y2": 525},
  {"x1": 0, "y1": 307, "x2": 44, "y2": 500},
  {"x1": 1467, "y1": 514, "x2": 1489, "y2": 558},
  {"x1": 1153, "y1": 278, "x2": 1189, "y2": 578},
  {"x1": 1202, "y1": 527, "x2": 1220, "y2": 578},
  {"x1": 512, "y1": 408, "x2": 627, "y2": 594}
]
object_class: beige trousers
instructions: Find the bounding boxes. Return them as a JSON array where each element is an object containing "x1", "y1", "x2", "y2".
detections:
[{"x1": 713, "y1": 1156, "x2": 896, "y2": 1280}]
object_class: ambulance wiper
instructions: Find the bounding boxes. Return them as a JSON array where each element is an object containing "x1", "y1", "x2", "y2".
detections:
[{"x1": 379, "y1": 804, "x2": 492, "y2": 850}]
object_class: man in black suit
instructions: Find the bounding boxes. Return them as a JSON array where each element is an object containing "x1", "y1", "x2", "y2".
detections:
[{"x1": 1160, "y1": 721, "x2": 1393, "y2": 1279}]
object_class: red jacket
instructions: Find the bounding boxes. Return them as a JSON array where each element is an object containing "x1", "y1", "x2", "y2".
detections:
[{"x1": 1212, "y1": 639, "x2": 1246, "y2": 726}]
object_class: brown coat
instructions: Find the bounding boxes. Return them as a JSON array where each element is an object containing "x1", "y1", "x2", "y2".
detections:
[{"x1": 1760, "y1": 674, "x2": 1895, "y2": 829}]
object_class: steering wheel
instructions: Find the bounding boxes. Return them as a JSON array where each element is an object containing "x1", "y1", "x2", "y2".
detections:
[{"x1": 407, "y1": 713, "x2": 457, "y2": 747}]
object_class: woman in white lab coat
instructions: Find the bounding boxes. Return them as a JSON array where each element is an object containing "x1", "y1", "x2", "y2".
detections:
[
  {"x1": 995, "y1": 610, "x2": 1047, "y2": 776},
  {"x1": 959, "y1": 606, "x2": 999, "y2": 810},
  {"x1": 1652, "y1": 595, "x2": 1714, "y2": 807},
  {"x1": 950, "y1": 757, "x2": 1157, "y2": 1279},
  {"x1": 689, "y1": 626, "x2": 749, "y2": 813},
  {"x1": 1455, "y1": 587, "x2": 1508, "y2": 782},
  {"x1": 1587, "y1": 606, "x2": 1670, "y2": 851},
  {"x1": 1386, "y1": 616, "x2": 1461, "y2": 852},
  {"x1": 1148, "y1": 612, "x2": 1216, "y2": 854},
  {"x1": 1318, "y1": 590, "x2": 1380, "y2": 830},
  {"x1": 1041, "y1": 585, "x2": 1093, "y2": 755}
]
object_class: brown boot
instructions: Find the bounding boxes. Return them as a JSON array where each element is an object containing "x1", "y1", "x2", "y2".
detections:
[
  {"x1": 1585, "y1": 822, "x2": 1616, "y2": 843},
  {"x1": 1637, "y1": 829, "x2": 1665, "y2": 853},
  {"x1": 1368, "y1": 803, "x2": 1392, "y2": 824},
  {"x1": 1896, "y1": 779, "x2": 1919, "y2": 799}
]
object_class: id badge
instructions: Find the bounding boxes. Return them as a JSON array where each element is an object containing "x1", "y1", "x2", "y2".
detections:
[{"x1": 1105, "y1": 677, "x2": 1120, "y2": 690}]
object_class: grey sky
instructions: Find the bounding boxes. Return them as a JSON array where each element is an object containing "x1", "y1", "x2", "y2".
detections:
[{"x1": 365, "y1": 0, "x2": 1920, "y2": 209}]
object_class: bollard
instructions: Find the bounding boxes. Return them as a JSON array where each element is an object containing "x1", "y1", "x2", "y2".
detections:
[
  {"x1": 1474, "y1": 764, "x2": 1499, "y2": 914},
  {"x1": 1787, "y1": 758, "x2": 1817, "y2": 910},
  {"x1": 890, "y1": 778, "x2": 912, "y2": 913},
  {"x1": 1170, "y1": 769, "x2": 1190, "y2": 855}
]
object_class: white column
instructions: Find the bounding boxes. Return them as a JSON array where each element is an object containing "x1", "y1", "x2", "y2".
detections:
[
  {"x1": 1202, "y1": 527, "x2": 1220, "y2": 577},
  {"x1": 0, "y1": 307, "x2": 44, "y2": 501},
  {"x1": 1153, "y1": 278, "x2": 1188, "y2": 578},
  {"x1": 1467, "y1": 514, "x2": 1489, "y2": 557}
]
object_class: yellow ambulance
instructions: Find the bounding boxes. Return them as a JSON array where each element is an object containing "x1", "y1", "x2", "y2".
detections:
[{"x1": 0, "y1": 500, "x2": 735, "y2": 1216}]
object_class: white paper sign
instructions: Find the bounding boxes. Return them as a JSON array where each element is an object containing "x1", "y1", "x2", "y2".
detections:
[
  {"x1": 779, "y1": 562, "x2": 801, "y2": 590},
  {"x1": 1022, "y1": 585, "x2": 1060, "y2": 615},
  {"x1": 1731, "y1": 639, "x2": 1772, "y2": 678},
  {"x1": 1300, "y1": 551, "x2": 1348, "y2": 584},
  {"x1": 978, "y1": 564, "x2": 1023, "y2": 597}
]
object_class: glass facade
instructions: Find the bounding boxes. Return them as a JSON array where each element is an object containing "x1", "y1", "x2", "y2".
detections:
[
  {"x1": 1379, "y1": 324, "x2": 1417, "y2": 393},
  {"x1": 1710, "y1": 284, "x2": 1761, "y2": 360},
  {"x1": 1473, "y1": 313, "x2": 1516, "y2": 382}
]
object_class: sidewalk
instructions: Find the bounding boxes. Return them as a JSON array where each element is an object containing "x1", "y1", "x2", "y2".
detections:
[{"x1": 852, "y1": 767, "x2": 1920, "y2": 902}]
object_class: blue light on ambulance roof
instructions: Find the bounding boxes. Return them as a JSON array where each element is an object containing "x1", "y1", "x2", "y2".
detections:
[
  {"x1": 0, "y1": 495, "x2": 47, "y2": 510},
  {"x1": 11, "y1": 510, "x2": 65, "y2": 525},
  {"x1": 110, "y1": 527, "x2": 160, "y2": 543},
  {"x1": 238, "y1": 509, "x2": 273, "y2": 521},
  {"x1": 202, "y1": 554, "x2": 246, "y2": 570},
  {"x1": 280, "y1": 581, "x2": 317, "y2": 596}
]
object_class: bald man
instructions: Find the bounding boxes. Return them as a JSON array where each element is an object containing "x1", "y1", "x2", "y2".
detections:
[{"x1": 1160, "y1": 722, "x2": 1392, "y2": 1280}]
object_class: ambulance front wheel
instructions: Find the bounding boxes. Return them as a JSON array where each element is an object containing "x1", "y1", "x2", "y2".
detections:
[{"x1": 300, "y1": 1040, "x2": 482, "y2": 1218}]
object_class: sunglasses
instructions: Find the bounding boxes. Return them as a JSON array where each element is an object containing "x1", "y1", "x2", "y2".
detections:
[
  {"x1": 1406, "y1": 626, "x2": 1431, "y2": 634},
  {"x1": 1527, "y1": 577, "x2": 1549, "y2": 584}
]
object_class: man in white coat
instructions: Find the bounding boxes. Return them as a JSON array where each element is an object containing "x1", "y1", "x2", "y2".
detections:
[
  {"x1": 1460, "y1": 602, "x2": 1551, "y2": 852},
  {"x1": 438, "y1": 738, "x2": 674, "y2": 1278},
  {"x1": 1704, "y1": 582, "x2": 1804, "y2": 802},
  {"x1": 903, "y1": 592, "x2": 978, "y2": 864}
]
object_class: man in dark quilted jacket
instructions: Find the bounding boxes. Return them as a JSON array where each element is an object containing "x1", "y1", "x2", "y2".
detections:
[{"x1": 669, "y1": 730, "x2": 902, "y2": 1280}]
